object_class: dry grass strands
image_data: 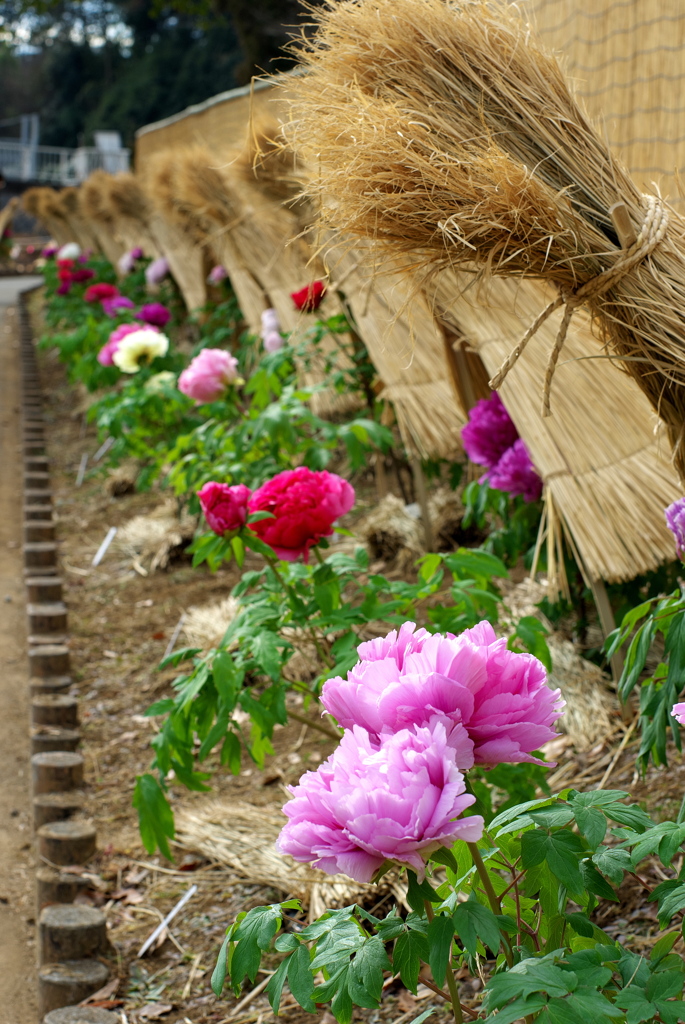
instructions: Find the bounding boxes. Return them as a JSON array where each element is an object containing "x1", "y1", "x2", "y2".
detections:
[
  {"x1": 22, "y1": 187, "x2": 72, "y2": 246},
  {"x1": 175, "y1": 799, "x2": 406, "y2": 920},
  {"x1": 56, "y1": 188, "x2": 101, "y2": 253},
  {"x1": 116, "y1": 501, "x2": 198, "y2": 572},
  {"x1": 144, "y1": 152, "x2": 208, "y2": 312},
  {"x1": 290, "y1": 0, "x2": 685, "y2": 480},
  {"x1": 80, "y1": 170, "x2": 127, "y2": 265},
  {"x1": 106, "y1": 173, "x2": 161, "y2": 258}
]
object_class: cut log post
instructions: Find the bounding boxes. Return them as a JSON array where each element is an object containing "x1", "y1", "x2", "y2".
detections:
[
  {"x1": 30, "y1": 677, "x2": 72, "y2": 698},
  {"x1": 36, "y1": 866, "x2": 89, "y2": 908},
  {"x1": 29, "y1": 603, "x2": 68, "y2": 634},
  {"x1": 25, "y1": 472, "x2": 50, "y2": 489},
  {"x1": 31, "y1": 728, "x2": 81, "y2": 755},
  {"x1": 27, "y1": 577, "x2": 63, "y2": 602},
  {"x1": 39, "y1": 904, "x2": 108, "y2": 964},
  {"x1": 32, "y1": 695, "x2": 79, "y2": 728},
  {"x1": 29, "y1": 645, "x2": 70, "y2": 677},
  {"x1": 38, "y1": 819, "x2": 96, "y2": 866},
  {"x1": 25, "y1": 443, "x2": 46, "y2": 455},
  {"x1": 43, "y1": 1006, "x2": 120, "y2": 1024},
  {"x1": 24, "y1": 542, "x2": 57, "y2": 569},
  {"x1": 32, "y1": 752, "x2": 84, "y2": 794},
  {"x1": 25, "y1": 489, "x2": 52, "y2": 505},
  {"x1": 25, "y1": 456, "x2": 50, "y2": 472},
  {"x1": 34, "y1": 791, "x2": 86, "y2": 829},
  {"x1": 24, "y1": 504, "x2": 54, "y2": 521},
  {"x1": 39, "y1": 959, "x2": 109, "y2": 1018},
  {"x1": 25, "y1": 522, "x2": 56, "y2": 543}
]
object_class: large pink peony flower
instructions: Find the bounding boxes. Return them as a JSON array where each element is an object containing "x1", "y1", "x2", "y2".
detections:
[
  {"x1": 198, "y1": 482, "x2": 251, "y2": 536},
  {"x1": 178, "y1": 348, "x2": 240, "y2": 404},
  {"x1": 322, "y1": 621, "x2": 563, "y2": 766},
  {"x1": 461, "y1": 393, "x2": 519, "y2": 469},
  {"x1": 672, "y1": 702, "x2": 685, "y2": 726},
  {"x1": 145, "y1": 257, "x2": 169, "y2": 286},
  {"x1": 248, "y1": 467, "x2": 355, "y2": 562},
  {"x1": 665, "y1": 498, "x2": 685, "y2": 561},
  {"x1": 278, "y1": 720, "x2": 483, "y2": 882},
  {"x1": 98, "y1": 322, "x2": 159, "y2": 367}
]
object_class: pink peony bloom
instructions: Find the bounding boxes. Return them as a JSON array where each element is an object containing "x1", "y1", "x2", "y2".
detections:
[
  {"x1": 487, "y1": 439, "x2": 542, "y2": 503},
  {"x1": 672, "y1": 702, "x2": 685, "y2": 726},
  {"x1": 178, "y1": 348, "x2": 240, "y2": 403},
  {"x1": 198, "y1": 481, "x2": 252, "y2": 536},
  {"x1": 102, "y1": 295, "x2": 135, "y2": 317},
  {"x1": 461, "y1": 393, "x2": 519, "y2": 470},
  {"x1": 117, "y1": 248, "x2": 143, "y2": 275},
  {"x1": 291, "y1": 281, "x2": 326, "y2": 312},
  {"x1": 84, "y1": 282, "x2": 119, "y2": 303},
  {"x1": 208, "y1": 264, "x2": 228, "y2": 285},
  {"x1": 137, "y1": 302, "x2": 171, "y2": 328},
  {"x1": 665, "y1": 498, "x2": 685, "y2": 560},
  {"x1": 145, "y1": 257, "x2": 169, "y2": 286},
  {"x1": 248, "y1": 467, "x2": 355, "y2": 562},
  {"x1": 322, "y1": 621, "x2": 563, "y2": 766},
  {"x1": 98, "y1": 322, "x2": 158, "y2": 366},
  {"x1": 278, "y1": 720, "x2": 483, "y2": 882}
]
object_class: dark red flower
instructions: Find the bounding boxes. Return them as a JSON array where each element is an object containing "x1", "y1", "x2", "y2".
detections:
[
  {"x1": 84, "y1": 283, "x2": 120, "y2": 303},
  {"x1": 291, "y1": 281, "x2": 326, "y2": 312},
  {"x1": 70, "y1": 268, "x2": 95, "y2": 283}
]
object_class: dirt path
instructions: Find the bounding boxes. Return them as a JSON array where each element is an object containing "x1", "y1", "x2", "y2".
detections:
[{"x1": 0, "y1": 277, "x2": 42, "y2": 1024}]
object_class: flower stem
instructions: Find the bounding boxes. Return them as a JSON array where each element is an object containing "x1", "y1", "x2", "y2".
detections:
[
  {"x1": 424, "y1": 900, "x2": 463, "y2": 1024},
  {"x1": 467, "y1": 843, "x2": 514, "y2": 967}
]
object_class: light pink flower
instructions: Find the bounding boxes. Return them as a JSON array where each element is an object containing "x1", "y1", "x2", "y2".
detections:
[
  {"x1": 322, "y1": 621, "x2": 563, "y2": 766},
  {"x1": 248, "y1": 467, "x2": 355, "y2": 562},
  {"x1": 208, "y1": 264, "x2": 228, "y2": 285},
  {"x1": 98, "y1": 322, "x2": 159, "y2": 366},
  {"x1": 263, "y1": 331, "x2": 285, "y2": 353},
  {"x1": 178, "y1": 348, "x2": 240, "y2": 404},
  {"x1": 277, "y1": 720, "x2": 483, "y2": 882},
  {"x1": 145, "y1": 257, "x2": 169, "y2": 286},
  {"x1": 672, "y1": 703, "x2": 685, "y2": 726},
  {"x1": 197, "y1": 481, "x2": 251, "y2": 536}
]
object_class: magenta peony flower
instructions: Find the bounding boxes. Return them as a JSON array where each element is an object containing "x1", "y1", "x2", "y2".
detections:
[
  {"x1": 322, "y1": 621, "x2": 563, "y2": 766},
  {"x1": 98, "y1": 322, "x2": 158, "y2": 366},
  {"x1": 278, "y1": 720, "x2": 483, "y2": 882},
  {"x1": 42, "y1": 244, "x2": 58, "y2": 258},
  {"x1": 137, "y1": 302, "x2": 171, "y2": 328},
  {"x1": 178, "y1": 348, "x2": 240, "y2": 404},
  {"x1": 487, "y1": 439, "x2": 542, "y2": 503},
  {"x1": 672, "y1": 702, "x2": 685, "y2": 726},
  {"x1": 665, "y1": 498, "x2": 685, "y2": 560},
  {"x1": 145, "y1": 257, "x2": 169, "y2": 286},
  {"x1": 208, "y1": 264, "x2": 228, "y2": 285},
  {"x1": 461, "y1": 393, "x2": 519, "y2": 469},
  {"x1": 56, "y1": 281, "x2": 71, "y2": 295},
  {"x1": 248, "y1": 467, "x2": 355, "y2": 562},
  {"x1": 198, "y1": 481, "x2": 252, "y2": 536},
  {"x1": 102, "y1": 295, "x2": 135, "y2": 317}
]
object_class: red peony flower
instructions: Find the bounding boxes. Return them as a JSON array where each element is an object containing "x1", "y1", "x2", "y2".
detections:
[
  {"x1": 248, "y1": 467, "x2": 355, "y2": 562},
  {"x1": 70, "y1": 268, "x2": 95, "y2": 283},
  {"x1": 291, "y1": 281, "x2": 326, "y2": 312},
  {"x1": 84, "y1": 282, "x2": 120, "y2": 303},
  {"x1": 198, "y1": 482, "x2": 252, "y2": 536}
]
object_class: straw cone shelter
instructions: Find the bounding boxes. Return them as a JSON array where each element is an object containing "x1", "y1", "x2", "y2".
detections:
[
  {"x1": 56, "y1": 189, "x2": 101, "y2": 254},
  {"x1": 0, "y1": 197, "x2": 18, "y2": 240},
  {"x1": 105, "y1": 174, "x2": 162, "y2": 260},
  {"x1": 142, "y1": 154, "x2": 208, "y2": 313},
  {"x1": 22, "y1": 188, "x2": 72, "y2": 247},
  {"x1": 80, "y1": 171, "x2": 128, "y2": 267}
]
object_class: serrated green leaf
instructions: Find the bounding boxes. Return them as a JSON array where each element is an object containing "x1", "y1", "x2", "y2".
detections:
[
  {"x1": 211, "y1": 930, "x2": 233, "y2": 996},
  {"x1": 453, "y1": 901, "x2": 502, "y2": 956},
  {"x1": 427, "y1": 914, "x2": 455, "y2": 988},
  {"x1": 265, "y1": 956, "x2": 289, "y2": 1012},
  {"x1": 132, "y1": 773, "x2": 175, "y2": 859},
  {"x1": 287, "y1": 943, "x2": 316, "y2": 1012}
]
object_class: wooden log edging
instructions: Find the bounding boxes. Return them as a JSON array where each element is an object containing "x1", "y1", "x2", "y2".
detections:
[{"x1": 16, "y1": 294, "x2": 113, "y2": 1024}]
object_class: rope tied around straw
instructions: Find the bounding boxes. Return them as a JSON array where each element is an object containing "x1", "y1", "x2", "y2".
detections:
[{"x1": 489, "y1": 194, "x2": 670, "y2": 415}]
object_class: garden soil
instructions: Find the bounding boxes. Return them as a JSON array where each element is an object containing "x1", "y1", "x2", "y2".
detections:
[{"x1": 0, "y1": 279, "x2": 43, "y2": 1024}]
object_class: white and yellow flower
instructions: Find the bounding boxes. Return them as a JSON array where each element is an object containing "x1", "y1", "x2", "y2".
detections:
[{"x1": 112, "y1": 329, "x2": 169, "y2": 373}]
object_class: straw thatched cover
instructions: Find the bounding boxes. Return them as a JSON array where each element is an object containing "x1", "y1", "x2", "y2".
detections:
[{"x1": 428, "y1": 271, "x2": 681, "y2": 583}]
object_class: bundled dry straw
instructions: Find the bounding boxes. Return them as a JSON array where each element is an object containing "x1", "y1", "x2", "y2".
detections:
[
  {"x1": 81, "y1": 170, "x2": 128, "y2": 266},
  {"x1": 22, "y1": 187, "x2": 71, "y2": 246},
  {"x1": 290, "y1": 0, "x2": 685, "y2": 480},
  {"x1": 56, "y1": 188, "x2": 101, "y2": 253},
  {"x1": 143, "y1": 153, "x2": 208, "y2": 312},
  {"x1": 106, "y1": 173, "x2": 161, "y2": 259}
]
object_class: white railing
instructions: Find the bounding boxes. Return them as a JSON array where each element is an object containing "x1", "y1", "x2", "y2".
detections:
[{"x1": 0, "y1": 141, "x2": 130, "y2": 185}]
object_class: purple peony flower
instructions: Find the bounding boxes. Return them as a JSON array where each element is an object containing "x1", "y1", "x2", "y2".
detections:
[
  {"x1": 102, "y1": 295, "x2": 135, "y2": 317},
  {"x1": 461, "y1": 393, "x2": 519, "y2": 469},
  {"x1": 277, "y1": 719, "x2": 483, "y2": 882},
  {"x1": 672, "y1": 702, "x2": 685, "y2": 726},
  {"x1": 665, "y1": 498, "x2": 685, "y2": 560},
  {"x1": 137, "y1": 302, "x2": 171, "y2": 328},
  {"x1": 322, "y1": 621, "x2": 563, "y2": 766},
  {"x1": 145, "y1": 257, "x2": 169, "y2": 286},
  {"x1": 487, "y1": 439, "x2": 542, "y2": 503}
]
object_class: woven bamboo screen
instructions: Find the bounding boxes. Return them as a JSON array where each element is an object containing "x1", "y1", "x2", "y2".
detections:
[{"x1": 531, "y1": 0, "x2": 685, "y2": 207}]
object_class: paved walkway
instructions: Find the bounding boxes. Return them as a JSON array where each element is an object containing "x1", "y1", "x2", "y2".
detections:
[{"x1": 0, "y1": 276, "x2": 42, "y2": 1022}]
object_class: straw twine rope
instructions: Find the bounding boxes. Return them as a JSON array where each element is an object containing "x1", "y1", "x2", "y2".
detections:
[{"x1": 490, "y1": 194, "x2": 670, "y2": 416}]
